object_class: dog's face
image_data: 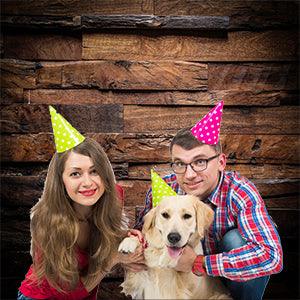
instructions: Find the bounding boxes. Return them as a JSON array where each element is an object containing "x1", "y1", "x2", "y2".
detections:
[{"x1": 143, "y1": 195, "x2": 214, "y2": 259}]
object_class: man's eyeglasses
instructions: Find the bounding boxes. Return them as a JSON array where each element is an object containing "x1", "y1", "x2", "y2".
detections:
[{"x1": 171, "y1": 154, "x2": 220, "y2": 174}]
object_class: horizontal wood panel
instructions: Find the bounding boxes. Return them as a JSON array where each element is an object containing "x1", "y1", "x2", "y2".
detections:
[
  {"x1": 24, "y1": 89, "x2": 299, "y2": 106},
  {"x1": 2, "y1": 133, "x2": 299, "y2": 164},
  {"x1": 208, "y1": 63, "x2": 298, "y2": 91},
  {"x1": 3, "y1": 59, "x2": 297, "y2": 91},
  {"x1": 3, "y1": 33, "x2": 82, "y2": 61},
  {"x1": 36, "y1": 60, "x2": 207, "y2": 90},
  {"x1": 128, "y1": 163, "x2": 300, "y2": 180},
  {"x1": 0, "y1": 59, "x2": 38, "y2": 89},
  {"x1": 1, "y1": 104, "x2": 123, "y2": 133},
  {"x1": 81, "y1": 15, "x2": 229, "y2": 30},
  {"x1": 83, "y1": 31, "x2": 298, "y2": 61},
  {"x1": 1, "y1": 88, "x2": 24, "y2": 104},
  {"x1": 1, "y1": 0, "x2": 154, "y2": 15},
  {"x1": 124, "y1": 106, "x2": 300, "y2": 134},
  {"x1": 154, "y1": 1, "x2": 299, "y2": 30}
]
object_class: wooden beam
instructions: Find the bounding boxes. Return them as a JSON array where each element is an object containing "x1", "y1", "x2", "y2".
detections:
[
  {"x1": 36, "y1": 60, "x2": 208, "y2": 90},
  {"x1": 83, "y1": 31, "x2": 298, "y2": 61},
  {"x1": 124, "y1": 105, "x2": 300, "y2": 134},
  {"x1": 24, "y1": 89, "x2": 298, "y2": 106},
  {"x1": 1, "y1": 133, "x2": 299, "y2": 164},
  {"x1": 81, "y1": 15, "x2": 229, "y2": 30},
  {"x1": 1, "y1": 0, "x2": 154, "y2": 16},
  {"x1": 1, "y1": 104, "x2": 123, "y2": 133},
  {"x1": 3, "y1": 33, "x2": 82, "y2": 60}
]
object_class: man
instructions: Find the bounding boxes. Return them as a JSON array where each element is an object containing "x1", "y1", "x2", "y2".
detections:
[{"x1": 132, "y1": 101, "x2": 283, "y2": 300}]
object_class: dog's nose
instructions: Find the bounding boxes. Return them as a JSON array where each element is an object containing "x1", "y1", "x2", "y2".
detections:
[{"x1": 167, "y1": 232, "x2": 181, "y2": 244}]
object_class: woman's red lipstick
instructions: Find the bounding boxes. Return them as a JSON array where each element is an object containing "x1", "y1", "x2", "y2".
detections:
[{"x1": 79, "y1": 189, "x2": 97, "y2": 197}]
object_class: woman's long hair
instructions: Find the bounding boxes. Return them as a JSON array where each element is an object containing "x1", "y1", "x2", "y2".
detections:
[{"x1": 30, "y1": 138, "x2": 126, "y2": 292}]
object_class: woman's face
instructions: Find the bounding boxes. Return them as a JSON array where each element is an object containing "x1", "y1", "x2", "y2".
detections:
[{"x1": 62, "y1": 151, "x2": 105, "y2": 207}]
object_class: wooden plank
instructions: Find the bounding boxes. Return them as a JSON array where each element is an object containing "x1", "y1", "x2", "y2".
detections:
[
  {"x1": 2, "y1": 133, "x2": 299, "y2": 164},
  {"x1": 3, "y1": 33, "x2": 82, "y2": 60},
  {"x1": 1, "y1": 0, "x2": 154, "y2": 15},
  {"x1": 124, "y1": 105, "x2": 300, "y2": 134},
  {"x1": 1, "y1": 104, "x2": 123, "y2": 134},
  {"x1": 1, "y1": 88, "x2": 24, "y2": 104},
  {"x1": 1, "y1": 15, "x2": 81, "y2": 29},
  {"x1": 81, "y1": 15, "x2": 229, "y2": 30},
  {"x1": 83, "y1": 30, "x2": 298, "y2": 61},
  {"x1": 208, "y1": 63, "x2": 298, "y2": 91},
  {"x1": 128, "y1": 163, "x2": 300, "y2": 181},
  {"x1": 154, "y1": 1, "x2": 299, "y2": 30},
  {"x1": 25, "y1": 89, "x2": 298, "y2": 106},
  {"x1": 36, "y1": 60, "x2": 207, "y2": 90},
  {"x1": 0, "y1": 59, "x2": 38, "y2": 88}
]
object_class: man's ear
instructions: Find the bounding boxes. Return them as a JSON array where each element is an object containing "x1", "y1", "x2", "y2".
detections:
[
  {"x1": 195, "y1": 201, "x2": 214, "y2": 239},
  {"x1": 142, "y1": 207, "x2": 157, "y2": 234}
]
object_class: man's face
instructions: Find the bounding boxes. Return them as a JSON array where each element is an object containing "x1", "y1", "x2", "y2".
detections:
[{"x1": 171, "y1": 144, "x2": 226, "y2": 199}]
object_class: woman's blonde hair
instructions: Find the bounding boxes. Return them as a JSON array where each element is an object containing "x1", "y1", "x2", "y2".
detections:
[{"x1": 30, "y1": 138, "x2": 126, "y2": 292}]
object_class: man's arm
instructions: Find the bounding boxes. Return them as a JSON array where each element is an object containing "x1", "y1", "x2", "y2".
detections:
[{"x1": 205, "y1": 184, "x2": 283, "y2": 281}]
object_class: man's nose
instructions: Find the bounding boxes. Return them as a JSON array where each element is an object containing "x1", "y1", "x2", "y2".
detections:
[{"x1": 184, "y1": 164, "x2": 197, "y2": 179}]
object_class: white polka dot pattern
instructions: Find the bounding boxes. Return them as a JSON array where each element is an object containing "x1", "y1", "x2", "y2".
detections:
[
  {"x1": 190, "y1": 101, "x2": 224, "y2": 145},
  {"x1": 151, "y1": 169, "x2": 177, "y2": 207},
  {"x1": 49, "y1": 106, "x2": 85, "y2": 153}
]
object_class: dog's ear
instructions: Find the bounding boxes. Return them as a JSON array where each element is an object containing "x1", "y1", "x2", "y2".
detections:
[
  {"x1": 142, "y1": 207, "x2": 157, "y2": 234},
  {"x1": 195, "y1": 200, "x2": 214, "y2": 239}
]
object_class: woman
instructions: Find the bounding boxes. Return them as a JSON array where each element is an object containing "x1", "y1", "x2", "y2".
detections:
[{"x1": 18, "y1": 107, "x2": 143, "y2": 299}]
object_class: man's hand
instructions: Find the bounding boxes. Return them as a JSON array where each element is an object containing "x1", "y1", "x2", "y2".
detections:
[{"x1": 174, "y1": 245, "x2": 197, "y2": 273}]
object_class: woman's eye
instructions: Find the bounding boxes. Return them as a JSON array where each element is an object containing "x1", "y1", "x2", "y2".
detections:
[
  {"x1": 70, "y1": 172, "x2": 80, "y2": 177},
  {"x1": 183, "y1": 213, "x2": 192, "y2": 220},
  {"x1": 161, "y1": 212, "x2": 170, "y2": 219},
  {"x1": 90, "y1": 169, "x2": 98, "y2": 175}
]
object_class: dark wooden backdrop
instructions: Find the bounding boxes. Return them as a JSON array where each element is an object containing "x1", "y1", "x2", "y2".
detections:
[{"x1": 1, "y1": 1, "x2": 299, "y2": 299}]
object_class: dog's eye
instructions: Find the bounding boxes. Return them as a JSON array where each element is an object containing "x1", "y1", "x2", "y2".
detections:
[
  {"x1": 183, "y1": 213, "x2": 192, "y2": 219},
  {"x1": 161, "y1": 212, "x2": 170, "y2": 219}
]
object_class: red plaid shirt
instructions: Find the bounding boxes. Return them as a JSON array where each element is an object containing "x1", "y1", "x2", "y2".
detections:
[{"x1": 135, "y1": 171, "x2": 283, "y2": 281}]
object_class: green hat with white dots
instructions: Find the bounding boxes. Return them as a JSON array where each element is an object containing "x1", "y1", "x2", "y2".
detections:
[
  {"x1": 151, "y1": 169, "x2": 177, "y2": 207},
  {"x1": 49, "y1": 106, "x2": 85, "y2": 153}
]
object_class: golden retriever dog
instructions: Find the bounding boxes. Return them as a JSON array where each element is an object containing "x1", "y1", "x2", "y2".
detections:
[{"x1": 118, "y1": 195, "x2": 232, "y2": 299}]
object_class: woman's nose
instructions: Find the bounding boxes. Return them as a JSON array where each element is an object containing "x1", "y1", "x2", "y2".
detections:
[{"x1": 82, "y1": 174, "x2": 93, "y2": 186}]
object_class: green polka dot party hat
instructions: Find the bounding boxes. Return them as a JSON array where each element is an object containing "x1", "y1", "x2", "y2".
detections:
[
  {"x1": 151, "y1": 169, "x2": 177, "y2": 207},
  {"x1": 49, "y1": 106, "x2": 85, "y2": 153}
]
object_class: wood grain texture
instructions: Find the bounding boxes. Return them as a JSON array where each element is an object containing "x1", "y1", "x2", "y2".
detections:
[
  {"x1": 81, "y1": 15, "x2": 229, "y2": 30},
  {"x1": 154, "y1": 1, "x2": 299, "y2": 30},
  {"x1": 34, "y1": 60, "x2": 207, "y2": 90},
  {"x1": 208, "y1": 63, "x2": 298, "y2": 91},
  {"x1": 1, "y1": 59, "x2": 38, "y2": 88},
  {"x1": 83, "y1": 31, "x2": 298, "y2": 61},
  {"x1": 1, "y1": 0, "x2": 154, "y2": 15},
  {"x1": 2, "y1": 133, "x2": 299, "y2": 164},
  {"x1": 1, "y1": 104, "x2": 123, "y2": 134},
  {"x1": 3, "y1": 33, "x2": 82, "y2": 60},
  {"x1": 124, "y1": 105, "x2": 300, "y2": 134},
  {"x1": 24, "y1": 89, "x2": 298, "y2": 106}
]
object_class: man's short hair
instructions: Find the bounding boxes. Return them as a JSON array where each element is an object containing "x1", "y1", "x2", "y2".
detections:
[{"x1": 170, "y1": 127, "x2": 222, "y2": 154}]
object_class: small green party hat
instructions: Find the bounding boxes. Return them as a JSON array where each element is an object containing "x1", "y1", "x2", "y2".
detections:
[
  {"x1": 151, "y1": 169, "x2": 177, "y2": 207},
  {"x1": 49, "y1": 106, "x2": 85, "y2": 153}
]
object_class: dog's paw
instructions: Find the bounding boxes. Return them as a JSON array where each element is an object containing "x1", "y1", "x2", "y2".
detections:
[{"x1": 118, "y1": 236, "x2": 140, "y2": 254}]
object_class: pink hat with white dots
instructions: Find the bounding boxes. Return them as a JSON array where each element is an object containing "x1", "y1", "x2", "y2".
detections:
[{"x1": 190, "y1": 101, "x2": 224, "y2": 145}]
